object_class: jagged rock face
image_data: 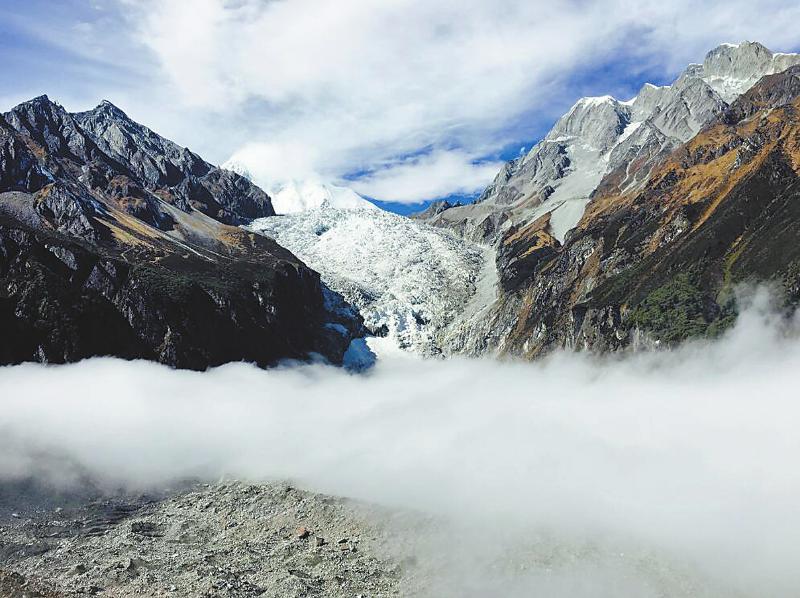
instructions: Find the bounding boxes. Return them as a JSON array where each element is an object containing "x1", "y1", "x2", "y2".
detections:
[
  {"x1": 700, "y1": 41, "x2": 800, "y2": 102},
  {"x1": 0, "y1": 96, "x2": 364, "y2": 369},
  {"x1": 724, "y1": 65, "x2": 800, "y2": 124},
  {"x1": 70, "y1": 101, "x2": 274, "y2": 225},
  {"x1": 4, "y1": 96, "x2": 102, "y2": 167},
  {"x1": 73, "y1": 100, "x2": 211, "y2": 187},
  {"x1": 473, "y1": 70, "x2": 800, "y2": 359},
  {"x1": 0, "y1": 120, "x2": 51, "y2": 193},
  {"x1": 0, "y1": 213, "x2": 355, "y2": 369},
  {"x1": 413, "y1": 43, "x2": 800, "y2": 361},
  {"x1": 409, "y1": 198, "x2": 462, "y2": 220},
  {"x1": 548, "y1": 96, "x2": 630, "y2": 152},
  {"x1": 423, "y1": 42, "x2": 800, "y2": 246}
]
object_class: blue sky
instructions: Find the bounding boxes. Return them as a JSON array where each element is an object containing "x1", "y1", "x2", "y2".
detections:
[{"x1": 2, "y1": 0, "x2": 800, "y2": 214}]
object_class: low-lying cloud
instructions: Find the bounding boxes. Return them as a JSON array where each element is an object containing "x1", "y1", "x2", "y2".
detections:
[{"x1": 1, "y1": 289, "x2": 799, "y2": 596}]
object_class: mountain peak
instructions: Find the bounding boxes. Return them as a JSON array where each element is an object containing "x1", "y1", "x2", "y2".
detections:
[
  {"x1": 28, "y1": 94, "x2": 51, "y2": 104},
  {"x1": 94, "y1": 99, "x2": 130, "y2": 120},
  {"x1": 700, "y1": 40, "x2": 800, "y2": 102},
  {"x1": 10, "y1": 94, "x2": 64, "y2": 115},
  {"x1": 703, "y1": 40, "x2": 772, "y2": 66}
]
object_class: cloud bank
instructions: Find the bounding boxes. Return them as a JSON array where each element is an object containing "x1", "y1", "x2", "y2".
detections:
[
  {"x1": 5, "y1": 1, "x2": 800, "y2": 203},
  {"x1": 2, "y1": 289, "x2": 800, "y2": 595},
  {"x1": 117, "y1": 0, "x2": 800, "y2": 201}
]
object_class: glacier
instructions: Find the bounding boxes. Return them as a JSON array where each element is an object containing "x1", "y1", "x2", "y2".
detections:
[{"x1": 246, "y1": 205, "x2": 495, "y2": 357}]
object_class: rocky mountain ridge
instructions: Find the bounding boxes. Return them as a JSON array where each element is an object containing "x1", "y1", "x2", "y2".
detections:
[
  {"x1": 423, "y1": 42, "x2": 800, "y2": 244},
  {"x1": 0, "y1": 96, "x2": 364, "y2": 369},
  {"x1": 418, "y1": 42, "x2": 800, "y2": 358}
]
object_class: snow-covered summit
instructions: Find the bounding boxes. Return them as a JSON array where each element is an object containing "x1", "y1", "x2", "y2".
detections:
[
  {"x1": 222, "y1": 159, "x2": 376, "y2": 215},
  {"x1": 268, "y1": 180, "x2": 378, "y2": 214},
  {"x1": 699, "y1": 41, "x2": 800, "y2": 102}
]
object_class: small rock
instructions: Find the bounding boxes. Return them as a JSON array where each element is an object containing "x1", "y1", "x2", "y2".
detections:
[
  {"x1": 71, "y1": 563, "x2": 88, "y2": 576},
  {"x1": 123, "y1": 557, "x2": 139, "y2": 572},
  {"x1": 10, "y1": 513, "x2": 20, "y2": 519},
  {"x1": 296, "y1": 526, "x2": 311, "y2": 539},
  {"x1": 312, "y1": 536, "x2": 326, "y2": 547}
]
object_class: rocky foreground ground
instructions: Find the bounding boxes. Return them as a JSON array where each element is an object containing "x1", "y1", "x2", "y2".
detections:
[
  {"x1": 0, "y1": 478, "x2": 749, "y2": 598},
  {"x1": 0, "y1": 481, "x2": 428, "y2": 597}
]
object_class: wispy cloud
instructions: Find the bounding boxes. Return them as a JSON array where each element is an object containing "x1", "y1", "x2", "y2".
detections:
[
  {"x1": 120, "y1": 0, "x2": 800, "y2": 201},
  {"x1": 347, "y1": 150, "x2": 504, "y2": 204}
]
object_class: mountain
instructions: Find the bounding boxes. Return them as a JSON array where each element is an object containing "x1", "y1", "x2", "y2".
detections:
[
  {"x1": 267, "y1": 180, "x2": 377, "y2": 214},
  {"x1": 422, "y1": 41, "x2": 800, "y2": 245},
  {"x1": 0, "y1": 96, "x2": 365, "y2": 369},
  {"x1": 223, "y1": 159, "x2": 377, "y2": 214},
  {"x1": 434, "y1": 46, "x2": 800, "y2": 358},
  {"x1": 420, "y1": 44, "x2": 800, "y2": 358},
  {"x1": 246, "y1": 204, "x2": 495, "y2": 356}
]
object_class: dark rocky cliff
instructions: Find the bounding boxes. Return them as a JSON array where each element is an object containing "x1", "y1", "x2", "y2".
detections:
[{"x1": 0, "y1": 96, "x2": 364, "y2": 369}]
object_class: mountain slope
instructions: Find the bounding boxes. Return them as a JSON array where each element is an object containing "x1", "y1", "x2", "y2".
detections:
[
  {"x1": 0, "y1": 96, "x2": 364, "y2": 369},
  {"x1": 472, "y1": 66, "x2": 800, "y2": 358},
  {"x1": 423, "y1": 42, "x2": 800, "y2": 245}
]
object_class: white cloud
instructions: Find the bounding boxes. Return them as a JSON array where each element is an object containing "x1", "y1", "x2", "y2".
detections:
[
  {"x1": 2, "y1": 289, "x2": 800, "y2": 595},
  {"x1": 348, "y1": 150, "x2": 504, "y2": 203},
  {"x1": 10, "y1": 0, "x2": 800, "y2": 203},
  {"x1": 114, "y1": 0, "x2": 800, "y2": 202}
]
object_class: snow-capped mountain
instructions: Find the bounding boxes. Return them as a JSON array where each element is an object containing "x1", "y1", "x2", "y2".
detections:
[
  {"x1": 268, "y1": 180, "x2": 378, "y2": 214},
  {"x1": 425, "y1": 41, "x2": 800, "y2": 244},
  {"x1": 222, "y1": 159, "x2": 376, "y2": 214},
  {"x1": 246, "y1": 205, "x2": 494, "y2": 356},
  {"x1": 417, "y1": 41, "x2": 800, "y2": 362},
  {"x1": 700, "y1": 41, "x2": 800, "y2": 102}
]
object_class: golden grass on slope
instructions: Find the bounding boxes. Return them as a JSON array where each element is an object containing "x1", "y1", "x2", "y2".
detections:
[
  {"x1": 19, "y1": 135, "x2": 47, "y2": 160},
  {"x1": 689, "y1": 143, "x2": 774, "y2": 232},
  {"x1": 579, "y1": 104, "x2": 800, "y2": 257},
  {"x1": 107, "y1": 208, "x2": 163, "y2": 240},
  {"x1": 785, "y1": 102, "x2": 800, "y2": 172},
  {"x1": 98, "y1": 218, "x2": 155, "y2": 248},
  {"x1": 503, "y1": 212, "x2": 553, "y2": 246},
  {"x1": 517, "y1": 232, "x2": 557, "y2": 259}
]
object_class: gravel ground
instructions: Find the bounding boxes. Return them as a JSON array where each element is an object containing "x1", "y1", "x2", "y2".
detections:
[
  {"x1": 0, "y1": 481, "x2": 426, "y2": 598},
  {"x1": 0, "y1": 479, "x2": 743, "y2": 598}
]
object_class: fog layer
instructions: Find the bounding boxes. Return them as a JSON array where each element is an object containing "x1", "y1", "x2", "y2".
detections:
[{"x1": 1, "y1": 288, "x2": 799, "y2": 596}]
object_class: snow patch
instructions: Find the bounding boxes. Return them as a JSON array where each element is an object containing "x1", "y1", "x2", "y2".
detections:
[
  {"x1": 580, "y1": 95, "x2": 617, "y2": 106},
  {"x1": 615, "y1": 121, "x2": 643, "y2": 145}
]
